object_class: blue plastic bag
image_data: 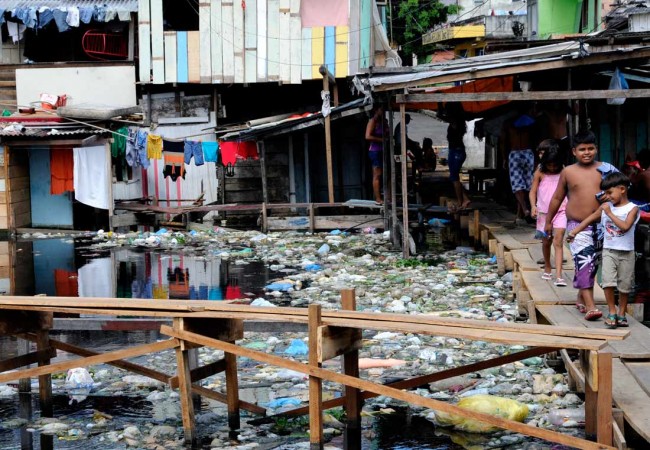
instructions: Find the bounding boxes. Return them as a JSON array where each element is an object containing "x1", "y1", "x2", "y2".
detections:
[{"x1": 284, "y1": 339, "x2": 308, "y2": 356}]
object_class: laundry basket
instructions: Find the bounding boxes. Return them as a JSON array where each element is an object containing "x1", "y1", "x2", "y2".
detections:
[{"x1": 82, "y1": 30, "x2": 128, "y2": 60}]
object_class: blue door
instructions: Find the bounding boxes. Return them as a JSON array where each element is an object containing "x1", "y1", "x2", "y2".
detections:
[{"x1": 29, "y1": 148, "x2": 74, "y2": 228}]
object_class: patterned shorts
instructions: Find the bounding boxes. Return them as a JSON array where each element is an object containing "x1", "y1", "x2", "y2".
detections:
[
  {"x1": 567, "y1": 220, "x2": 603, "y2": 290},
  {"x1": 508, "y1": 149, "x2": 534, "y2": 193}
]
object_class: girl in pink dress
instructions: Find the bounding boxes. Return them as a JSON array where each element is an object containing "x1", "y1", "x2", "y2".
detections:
[{"x1": 529, "y1": 140, "x2": 568, "y2": 286}]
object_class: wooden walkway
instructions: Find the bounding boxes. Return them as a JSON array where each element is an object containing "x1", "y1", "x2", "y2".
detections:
[{"x1": 477, "y1": 209, "x2": 650, "y2": 449}]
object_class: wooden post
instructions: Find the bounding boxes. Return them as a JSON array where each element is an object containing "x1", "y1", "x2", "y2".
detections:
[
  {"x1": 473, "y1": 209, "x2": 480, "y2": 246},
  {"x1": 400, "y1": 104, "x2": 409, "y2": 258},
  {"x1": 173, "y1": 318, "x2": 196, "y2": 444},
  {"x1": 341, "y1": 289, "x2": 361, "y2": 450},
  {"x1": 308, "y1": 304, "x2": 323, "y2": 450},
  {"x1": 257, "y1": 141, "x2": 269, "y2": 204},
  {"x1": 35, "y1": 331, "x2": 52, "y2": 417},
  {"x1": 387, "y1": 98, "x2": 398, "y2": 247},
  {"x1": 309, "y1": 203, "x2": 315, "y2": 233},
  {"x1": 320, "y1": 66, "x2": 335, "y2": 204},
  {"x1": 261, "y1": 202, "x2": 268, "y2": 233},
  {"x1": 225, "y1": 350, "x2": 240, "y2": 431},
  {"x1": 582, "y1": 350, "x2": 613, "y2": 446}
]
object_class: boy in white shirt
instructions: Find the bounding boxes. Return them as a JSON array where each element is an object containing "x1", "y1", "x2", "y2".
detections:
[{"x1": 567, "y1": 172, "x2": 639, "y2": 328}]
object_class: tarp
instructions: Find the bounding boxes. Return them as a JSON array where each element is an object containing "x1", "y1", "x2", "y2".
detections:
[{"x1": 397, "y1": 76, "x2": 514, "y2": 115}]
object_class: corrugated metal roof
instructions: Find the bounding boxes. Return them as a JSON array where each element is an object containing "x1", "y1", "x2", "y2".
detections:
[
  {"x1": 0, "y1": 126, "x2": 105, "y2": 137},
  {"x1": 2, "y1": 1, "x2": 138, "y2": 12}
]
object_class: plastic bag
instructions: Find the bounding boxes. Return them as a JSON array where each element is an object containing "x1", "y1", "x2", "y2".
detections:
[
  {"x1": 65, "y1": 368, "x2": 94, "y2": 389},
  {"x1": 434, "y1": 395, "x2": 529, "y2": 433},
  {"x1": 607, "y1": 67, "x2": 629, "y2": 106}
]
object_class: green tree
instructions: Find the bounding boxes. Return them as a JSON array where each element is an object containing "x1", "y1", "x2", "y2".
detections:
[{"x1": 391, "y1": 0, "x2": 459, "y2": 61}]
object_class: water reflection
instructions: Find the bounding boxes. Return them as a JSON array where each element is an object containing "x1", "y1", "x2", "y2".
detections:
[{"x1": 10, "y1": 238, "x2": 270, "y2": 301}]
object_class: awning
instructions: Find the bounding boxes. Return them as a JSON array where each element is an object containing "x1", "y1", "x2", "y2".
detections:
[{"x1": 220, "y1": 98, "x2": 371, "y2": 141}]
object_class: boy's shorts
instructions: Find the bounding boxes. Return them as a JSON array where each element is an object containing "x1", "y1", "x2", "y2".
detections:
[
  {"x1": 602, "y1": 248, "x2": 635, "y2": 293},
  {"x1": 567, "y1": 220, "x2": 603, "y2": 290}
]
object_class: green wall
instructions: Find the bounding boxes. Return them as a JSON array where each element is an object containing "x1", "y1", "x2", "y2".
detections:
[{"x1": 538, "y1": 0, "x2": 583, "y2": 38}]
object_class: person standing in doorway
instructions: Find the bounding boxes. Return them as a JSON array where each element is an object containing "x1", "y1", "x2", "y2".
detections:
[
  {"x1": 447, "y1": 117, "x2": 471, "y2": 210},
  {"x1": 366, "y1": 105, "x2": 387, "y2": 205}
]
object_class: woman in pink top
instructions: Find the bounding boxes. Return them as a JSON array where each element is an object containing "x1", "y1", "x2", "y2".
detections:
[{"x1": 530, "y1": 140, "x2": 568, "y2": 286}]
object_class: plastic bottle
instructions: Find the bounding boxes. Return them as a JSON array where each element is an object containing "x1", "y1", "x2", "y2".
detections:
[{"x1": 548, "y1": 408, "x2": 585, "y2": 426}]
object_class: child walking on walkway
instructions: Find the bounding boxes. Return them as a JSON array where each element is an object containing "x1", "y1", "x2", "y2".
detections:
[
  {"x1": 530, "y1": 140, "x2": 567, "y2": 286},
  {"x1": 567, "y1": 172, "x2": 639, "y2": 327}
]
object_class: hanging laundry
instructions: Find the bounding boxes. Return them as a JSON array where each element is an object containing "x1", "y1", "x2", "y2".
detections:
[
  {"x1": 132, "y1": 278, "x2": 153, "y2": 299},
  {"x1": 125, "y1": 127, "x2": 137, "y2": 166},
  {"x1": 7, "y1": 22, "x2": 26, "y2": 43},
  {"x1": 78, "y1": 6, "x2": 93, "y2": 24},
  {"x1": 104, "y1": 9, "x2": 117, "y2": 22},
  {"x1": 54, "y1": 269, "x2": 78, "y2": 297},
  {"x1": 152, "y1": 285, "x2": 168, "y2": 299},
  {"x1": 52, "y1": 8, "x2": 70, "y2": 32},
  {"x1": 0, "y1": 9, "x2": 6, "y2": 26},
  {"x1": 73, "y1": 145, "x2": 110, "y2": 210},
  {"x1": 111, "y1": 126, "x2": 128, "y2": 158},
  {"x1": 66, "y1": 6, "x2": 79, "y2": 27},
  {"x1": 93, "y1": 5, "x2": 107, "y2": 22},
  {"x1": 78, "y1": 258, "x2": 114, "y2": 298},
  {"x1": 117, "y1": 10, "x2": 131, "y2": 21},
  {"x1": 50, "y1": 147, "x2": 74, "y2": 195},
  {"x1": 220, "y1": 140, "x2": 258, "y2": 166},
  {"x1": 13, "y1": 8, "x2": 37, "y2": 28},
  {"x1": 147, "y1": 133, "x2": 163, "y2": 159},
  {"x1": 202, "y1": 141, "x2": 219, "y2": 163},
  {"x1": 225, "y1": 285, "x2": 242, "y2": 300},
  {"x1": 162, "y1": 139, "x2": 185, "y2": 181},
  {"x1": 38, "y1": 7, "x2": 54, "y2": 28},
  {"x1": 184, "y1": 139, "x2": 204, "y2": 166}
]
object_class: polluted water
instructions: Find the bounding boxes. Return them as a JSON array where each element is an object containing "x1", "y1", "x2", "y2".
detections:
[{"x1": 0, "y1": 227, "x2": 589, "y2": 449}]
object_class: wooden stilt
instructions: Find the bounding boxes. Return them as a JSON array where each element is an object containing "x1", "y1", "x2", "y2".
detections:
[
  {"x1": 473, "y1": 209, "x2": 480, "y2": 246},
  {"x1": 35, "y1": 331, "x2": 52, "y2": 417},
  {"x1": 341, "y1": 289, "x2": 361, "y2": 450},
  {"x1": 582, "y1": 350, "x2": 613, "y2": 446},
  {"x1": 309, "y1": 304, "x2": 324, "y2": 450},
  {"x1": 173, "y1": 318, "x2": 197, "y2": 445},
  {"x1": 225, "y1": 351, "x2": 240, "y2": 430},
  {"x1": 309, "y1": 203, "x2": 315, "y2": 233},
  {"x1": 17, "y1": 338, "x2": 31, "y2": 394}
]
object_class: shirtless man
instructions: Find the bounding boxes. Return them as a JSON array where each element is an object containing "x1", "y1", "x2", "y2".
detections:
[{"x1": 544, "y1": 130, "x2": 619, "y2": 321}]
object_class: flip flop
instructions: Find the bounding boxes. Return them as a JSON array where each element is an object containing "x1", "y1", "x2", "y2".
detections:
[
  {"x1": 541, "y1": 272, "x2": 552, "y2": 280},
  {"x1": 554, "y1": 278, "x2": 567, "y2": 287},
  {"x1": 584, "y1": 309, "x2": 603, "y2": 321},
  {"x1": 617, "y1": 315, "x2": 629, "y2": 327},
  {"x1": 604, "y1": 313, "x2": 617, "y2": 328},
  {"x1": 575, "y1": 303, "x2": 587, "y2": 314}
]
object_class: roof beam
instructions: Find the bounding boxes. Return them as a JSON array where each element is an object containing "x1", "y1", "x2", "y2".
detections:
[
  {"x1": 396, "y1": 89, "x2": 650, "y2": 103},
  {"x1": 373, "y1": 48, "x2": 650, "y2": 92}
]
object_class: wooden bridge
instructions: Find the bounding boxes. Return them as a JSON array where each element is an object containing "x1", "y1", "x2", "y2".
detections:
[
  {"x1": 0, "y1": 289, "x2": 627, "y2": 450},
  {"x1": 476, "y1": 208, "x2": 650, "y2": 449}
]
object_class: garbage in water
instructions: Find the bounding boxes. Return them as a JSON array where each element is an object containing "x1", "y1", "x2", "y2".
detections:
[{"x1": 432, "y1": 395, "x2": 529, "y2": 433}]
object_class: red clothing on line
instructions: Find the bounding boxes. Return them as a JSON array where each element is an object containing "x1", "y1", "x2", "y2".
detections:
[
  {"x1": 220, "y1": 141, "x2": 258, "y2": 166},
  {"x1": 50, "y1": 147, "x2": 74, "y2": 195}
]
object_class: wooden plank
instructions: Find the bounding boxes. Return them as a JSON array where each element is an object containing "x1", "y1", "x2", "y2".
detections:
[
  {"x1": 266, "y1": 215, "x2": 383, "y2": 230},
  {"x1": 225, "y1": 351, "x2": 240, "y2": 429},
  {"x1": 301, "y1": 28, "x2": 312, "y2": 80},
  {"x1": 187, "y1": 31, "x2": 201, "y2": 83},
  {"x1": 567, "y1": 305, "x2": 650, "y2": 359},
  {"x1": 0, "y1": 311, "x2": 52, "y2": 335},
  {"x1": 163, "y1": 325, "x2": 615, "y2": 450},
  {"x1": 311, "y1": 27, "x2": 324, "y2": 79},
  {"x1": 222, "y1": 1, "x2": 235, "y2": 83},
  {"x1": 0, "y1": 339, "x2": 178, "y2": 383},
  {"x1": 199, "y1": 0, "x2": 212, "y2": 83},
  {"x1": 169, "y1": 359, "x2": 226, "y2": 388},
  {"x1": 0, "y1": 348, "x2": 56, "y2": 372},
  {"x1": 279, "y1": 0, "x2": 291, "y2": 82},
  {"x1": 256, "y1": 0, "x2": 267, "y2": 81},
  {"x1": 348, "y1": 0, "x2": 360, "y2": 76},
  {"x1": 341, "y1": 289, "x2": 361, "y2": 447},
  {"x1": 359, "y1": 0, "x2": 371, "y2": 69},
  {"x1": 612, "y1": 358, "x2": 650, "y2": 443},
  {"x1": 164, "y1": 31, "x2": 177, "y2": 83},
  {"x1": 267, "y1": 0, "x2": 280, "y2": 81},
  {"x1": 490, "y1": 230, "x2": 528, "y2": 249},
  {"x1": 233, "y1": 0, "x2": 245, "y2": 83},
  {"x1": 521, "y1": 271, "x2": 561, "y2": 304},
  {"x1": 150, "y1": 0, "x2": 165, "y2": 84},
  {"x1": 35, "y1": 331, "x2": 52, "y2": 416},
  {"x1": 318, "y1": 325, "x2": 362, "y2": 362},
  {"x1": 289, "y1": 0, "x2": 301, "y2": 84},
  {"x1": 623, "y1": 361, "x2": 650, "y2": 397},
  {"x1": 585, "y1": 351, "x2": 612, "y2": 445},
  {"x1": 138, "y1": 0, "x2": 151, "y2": 83},
  {"x1": 176, "y1": 31, "x2": 189, "y2": 83},
  {"x1": 173, "y1": 319, "x2": 196, "y2": 443},
  {"x1": 244, "y1": 0, "x2": 257, "y2": 84},
  {"x1": 560, "y1": 348, "x2": 585, "y2": 393},
  {"x1": 211, "y1": 0, "x2": 223, "y2": 83},
  {"x1": 335, "y1": 25, "x2": 349, "y2": 78},
  {"x1": 308, "y1": 305, "x2": 323, "y2": 446},
  {"x1": 510, "y1": 249, "x2": 539, "y2": 271}
]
